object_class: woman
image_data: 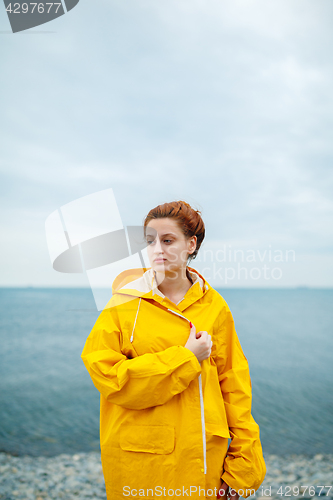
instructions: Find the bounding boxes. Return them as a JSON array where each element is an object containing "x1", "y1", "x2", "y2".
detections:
[{"x1": 81, "y1": 201, "x2": 266, "y2": 500}]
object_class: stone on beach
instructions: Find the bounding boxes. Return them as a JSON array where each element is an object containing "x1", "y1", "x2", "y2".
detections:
[{"x1": 0, "y1": 452, "x2": 332, "y2": 500}]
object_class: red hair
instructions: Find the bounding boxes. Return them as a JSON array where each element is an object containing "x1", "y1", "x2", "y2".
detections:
[{"x1": 143, "y1": 201, "x2": 205, "y2": 261}]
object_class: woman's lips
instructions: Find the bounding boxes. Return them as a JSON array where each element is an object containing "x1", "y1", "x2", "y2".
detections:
[{"x1": 154, "y1": 259, "x2": 166, "y2": 263}]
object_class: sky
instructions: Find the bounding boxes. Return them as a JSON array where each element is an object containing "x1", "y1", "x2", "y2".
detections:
[{"x1": 1, "y1": 0, "x2": 333, "y2": 289}]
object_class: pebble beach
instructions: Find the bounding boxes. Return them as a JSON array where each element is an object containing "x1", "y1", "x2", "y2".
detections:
[{"x1": 0, "y1": 452, "x2": 332, "y2": 500}]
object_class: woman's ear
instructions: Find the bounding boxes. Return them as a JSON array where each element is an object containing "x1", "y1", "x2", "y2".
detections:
[{"x1": 188, "y1": 235, "x2": 197, "y2": 255}]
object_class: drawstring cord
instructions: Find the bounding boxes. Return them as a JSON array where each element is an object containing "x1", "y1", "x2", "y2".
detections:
[
  {"x1": 130, "y1": 297, "x2": 141, "y2": 343},
  {"x1": 130, "y1": 270, "x2": 156, "y2": 343}
]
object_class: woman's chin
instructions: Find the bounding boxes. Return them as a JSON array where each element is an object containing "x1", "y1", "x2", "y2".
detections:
[{"x1": 151, "y1": 262, "x2": 166, "y2": 270}]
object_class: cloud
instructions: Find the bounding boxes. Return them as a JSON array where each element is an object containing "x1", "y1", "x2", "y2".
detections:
[{"x1": 0, "y1": 0, "x2": 332, "y2": 285}]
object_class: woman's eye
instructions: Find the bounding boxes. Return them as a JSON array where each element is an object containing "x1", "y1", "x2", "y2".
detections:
[
  {"x1": 146, "y1": 240, "x2": 154, "y2": 245},
  {"x1": 164, "y1": 239, "x2": 172, "y2": 244}
]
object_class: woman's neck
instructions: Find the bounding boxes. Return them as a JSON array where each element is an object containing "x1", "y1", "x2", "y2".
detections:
[{"x1": 154, "y1": 267, "x2": 193, "y2": 298}]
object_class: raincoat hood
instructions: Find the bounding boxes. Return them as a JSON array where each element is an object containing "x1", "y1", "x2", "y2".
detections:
[
  {"x1": 108, "y1": 267, "x2": 210, "y2": 307},
  {"x1": 111, "y1": 266, "x2": 208, "y2": 299}
]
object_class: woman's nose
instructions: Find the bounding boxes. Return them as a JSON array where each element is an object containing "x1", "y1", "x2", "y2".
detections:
[{"x1": 153, "y1": 238, "x2": 163, "y2": 253}]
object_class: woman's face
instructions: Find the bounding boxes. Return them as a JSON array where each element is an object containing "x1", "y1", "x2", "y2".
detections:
[{"x1": 145, "y1": 218, "x2": 196, "y2": 275}]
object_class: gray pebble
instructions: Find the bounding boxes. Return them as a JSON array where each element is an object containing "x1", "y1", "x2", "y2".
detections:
[{"x1": 0, "y1": 452, "x2": 332, "y2": 500}]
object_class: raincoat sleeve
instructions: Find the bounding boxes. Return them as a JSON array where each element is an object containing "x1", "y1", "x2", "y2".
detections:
[
  {"x1": 81, "y1": 305, "x2": 201, "y2": 411},
  {"x1": 215, "y1": 301, "x2": 266, "y2": 497}
]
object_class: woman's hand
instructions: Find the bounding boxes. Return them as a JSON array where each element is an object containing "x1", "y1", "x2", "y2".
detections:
[
  {"x1": 184, "y1": 322, "x2": 212, "y2": 363},
  {"x1": 217, "y1": 481, "x2": 240, "y2": 500}
]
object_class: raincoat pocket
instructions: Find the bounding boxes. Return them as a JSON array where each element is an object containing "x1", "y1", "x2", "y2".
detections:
[{"x1": 119, "y1": 425, "x2": 175, "y2": 454}]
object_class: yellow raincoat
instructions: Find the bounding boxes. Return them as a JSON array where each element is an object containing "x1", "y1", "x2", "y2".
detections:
[{"x1": 81, "y1": 267, "x2": 266, "y2": 499}]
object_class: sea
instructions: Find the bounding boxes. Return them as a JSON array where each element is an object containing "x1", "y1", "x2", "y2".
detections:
[{"x1": 0, "y1": 287, "x2": 332, "y2": 457}]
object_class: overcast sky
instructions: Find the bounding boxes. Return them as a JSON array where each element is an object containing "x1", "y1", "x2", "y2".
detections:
[{"x1": 1, "y1": 0, "x2": 333, "y2": 288}]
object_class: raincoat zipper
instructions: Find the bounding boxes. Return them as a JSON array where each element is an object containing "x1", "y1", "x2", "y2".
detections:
[
  {"x1": 129, "y1": 299, "x2": 207, "y2": 475},
  {"x1": 167, "y1": 308, "x2": 207, "y2": 475}
]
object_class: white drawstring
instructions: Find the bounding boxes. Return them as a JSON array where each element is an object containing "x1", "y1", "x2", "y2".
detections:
[
  {"x1": 130, "y1": 297, "x2": 141, "y2": 343},
  {"x1": 198, "y1": 374, "x2": 207, "y2": 474},
  {"x1": 167, "y1": 309, "x2": 188, "y2": 319}
]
